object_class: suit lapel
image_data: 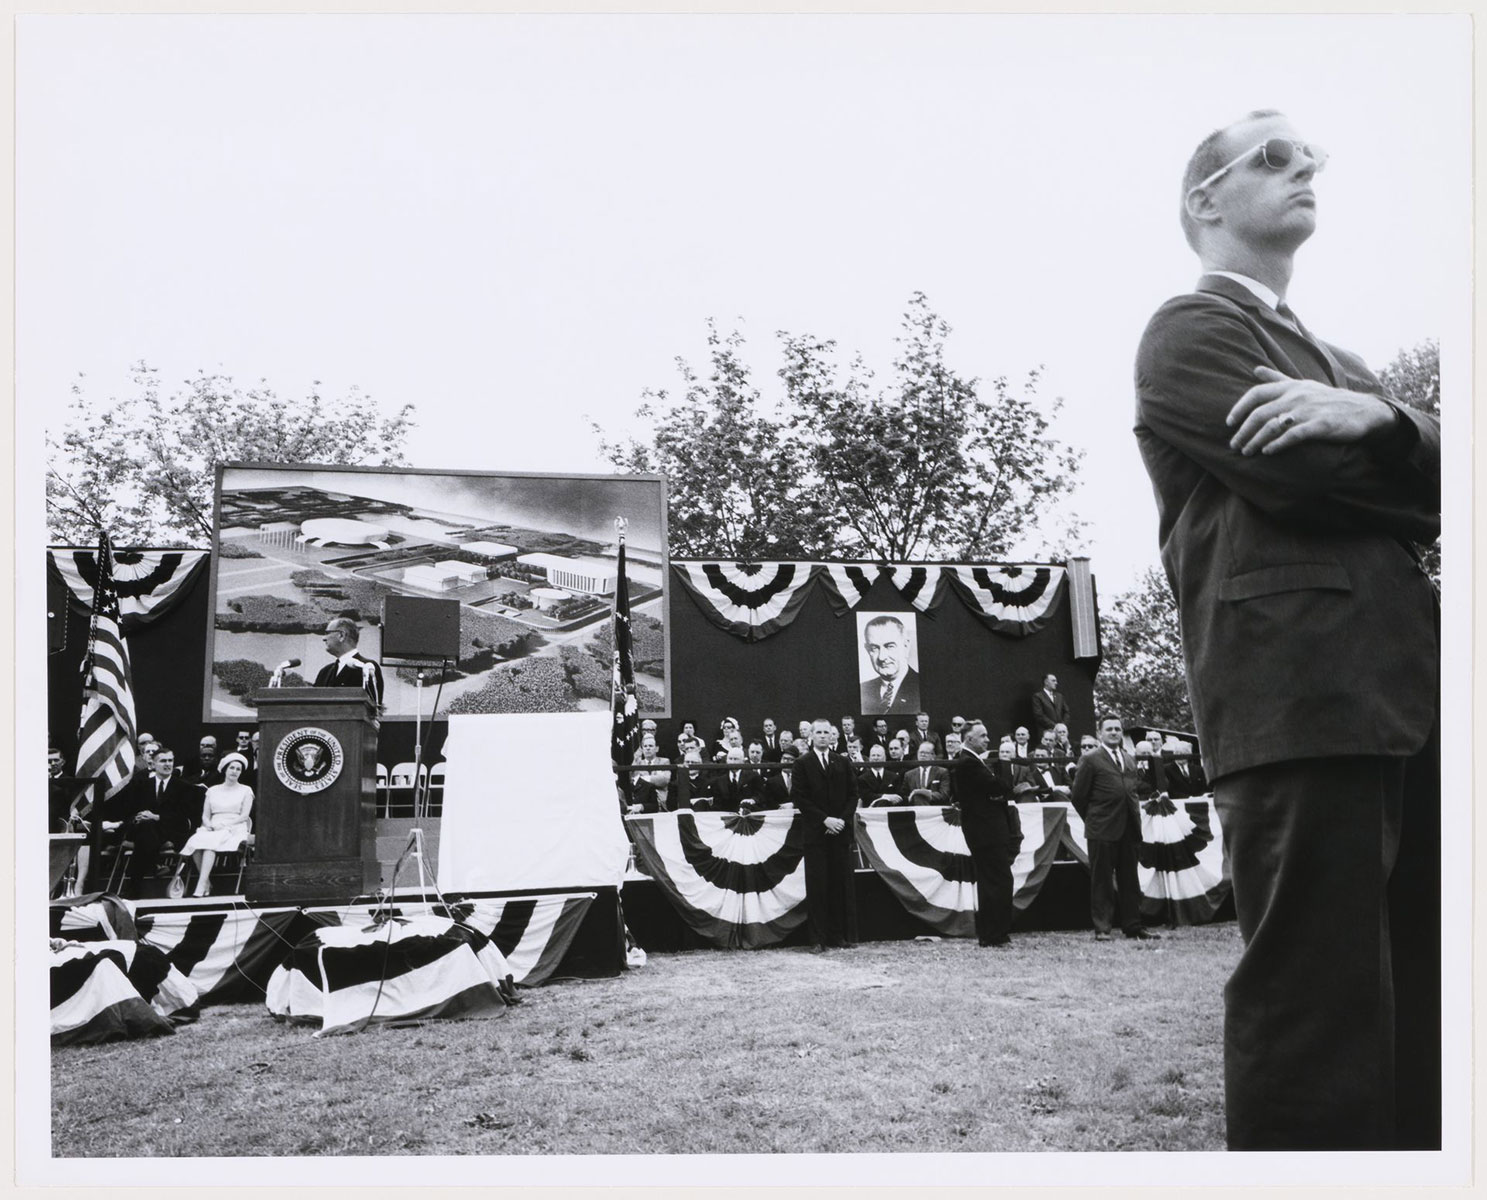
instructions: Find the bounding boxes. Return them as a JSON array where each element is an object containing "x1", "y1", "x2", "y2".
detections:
[{"x1": 1197, "y1": 274, "x2": 1341, "y2": 386}]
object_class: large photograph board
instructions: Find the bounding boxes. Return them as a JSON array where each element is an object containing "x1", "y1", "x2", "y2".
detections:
[{"x1": 204, "y1": 463, "x2": 668, "y2": 720}]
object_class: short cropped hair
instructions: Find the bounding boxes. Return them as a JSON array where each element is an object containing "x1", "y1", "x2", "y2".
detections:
[
  {"x1": 1180, "y1": 109, "x2": 1285, "y2": 250},
  {"x1": 324, "y1": 616, "x2": 361, "y2": 643}
]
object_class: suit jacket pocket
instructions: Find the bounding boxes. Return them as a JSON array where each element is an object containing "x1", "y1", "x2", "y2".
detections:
[{"x1": 1218, "y1": 562, "x2": 1351, "y2": 602}]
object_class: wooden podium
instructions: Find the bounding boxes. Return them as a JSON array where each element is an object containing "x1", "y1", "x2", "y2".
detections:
[{"x1": 246, "y1": 687, "x2": 380, "y2": 905}]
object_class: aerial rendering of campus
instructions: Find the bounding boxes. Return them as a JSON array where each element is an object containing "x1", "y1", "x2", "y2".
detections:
[{"x1": 207, "y1": 466, "x2": 666, "y2": 720}]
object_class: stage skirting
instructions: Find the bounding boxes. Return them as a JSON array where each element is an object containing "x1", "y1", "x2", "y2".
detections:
[
  {"x1": 624, "y1": 798, "x2": 1230, "y2": 949},
  {"x1": 50, "y1": 890, "x2": 606, "y2": 1042}
]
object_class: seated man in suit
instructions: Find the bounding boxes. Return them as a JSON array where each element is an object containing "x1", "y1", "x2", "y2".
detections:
[
  {"x1": 757, "y1": 717, "x2": 782, "y2": 762},
  {"x1": 711, "y1": 747, "x2": 765, "y2": 812},
  {"x1": 857, "y1": 743, "x2": 905, "y2": 807},
  {"x1": 1070, "y1": 716, "x2": 1157, "y2": 942},
  {"x1": 998, "y1": 739, "x2": 1042, "y2": 800},
  {"x1": 1011, "y1": 726, "x2": 1033, "y2": 761},
  {"x1": 101, "y1": 747, "x2": 202, "y2": 891},
  {"x1": 910, "y1": 712, "x2": 942, "y2": 755},
  {"x1": 759, "y1": 744, "x2": 799, "y2": 811},
  {"x1": 864, "y1": 718, "x2": 891, "y2": 756},
  {"x1": 674, "y1": 746, "x2": 713, "y2": 810},
  {"x1": 1029, "y1": 747, "x2": 1072, "y2": 800},
  {"x1": 180, "y1": 735, "x2": 223, "y2": 790},
  {"x1": 626, "y1": 734, "x2": 672, "y2": 814},
  {"x1": 1161, "y1": 735, "x2": 1196, "y2": 799},
  {"x1": 902, "y1": 741, "x2": 950, "y2": 806},
  {"x1": 315, "y1": 617, "x2": 385, "y2": 707},
  {"x1": 1030, "y1": 673, "x2": 1073, "y2": 740},
  {"x1": 1134, "y1": 740, "x2": 1170, "y2": 802}
]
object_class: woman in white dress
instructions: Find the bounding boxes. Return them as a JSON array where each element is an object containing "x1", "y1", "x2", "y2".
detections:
[{"x1": 175, "y1": 752, "x2": 253, "y2": 897}]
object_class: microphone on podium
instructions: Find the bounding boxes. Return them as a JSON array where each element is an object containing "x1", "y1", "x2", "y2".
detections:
[{"x1": 268, "y1": 658, "x2": 301, "y2": 688}]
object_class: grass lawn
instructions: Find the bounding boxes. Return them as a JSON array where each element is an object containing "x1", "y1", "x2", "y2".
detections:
[{"x1": 52, "y1": 925, "x2": 1238, "y2": 1157}]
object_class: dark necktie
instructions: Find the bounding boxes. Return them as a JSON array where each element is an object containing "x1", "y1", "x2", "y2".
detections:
[
  {"x1": 1275, "y1": 301, "x2": 1343, "y2": 384},
  {"x1": 880, "y1": 680, "x2": 893, "y2": 705}
]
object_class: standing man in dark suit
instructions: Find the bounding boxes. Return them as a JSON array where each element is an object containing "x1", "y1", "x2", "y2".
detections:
[
  {"x1": 790, "y1": 718, "x2": 860, "y2": 950},
  {"x1": 1029, "y1": 674, "x2": 1072, "y2": 741},
  {"x1": 1135, "y1": 110, "x2": 1439, "y2": 1151},
  {"x1": 314, "y1": 616, "x2": 385, "y2": 708},
  {"x1": 858, "y1": 615, "x2": 921, "y2": 715},
  {"x1": 951, "y1": 722, "x2": 1016, "y2": 948},
  {"x1": 1070, "y1": 717, "x2": 1156, "y2": 944}
]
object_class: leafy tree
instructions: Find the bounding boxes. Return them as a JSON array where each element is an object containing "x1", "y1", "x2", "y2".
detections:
[
  {"x1": 1378, "y1": 339, "x2": 1441, "y2": 583},
  {"x1": 597, "y1": 295, "x2": 1084, "y2": 560},
  {"x1": 46, "y1": 362, "x2": 415, "y2": 545},
  {"x1": 595, "y1": 323, "x2": 825, "y2": 559},
  {"x1": 1378, "y1": 338, "x2": 1439, "y2": 418},
  {"x1": 1093, "y1": 566, "x2": 1193, "y2": 733}
]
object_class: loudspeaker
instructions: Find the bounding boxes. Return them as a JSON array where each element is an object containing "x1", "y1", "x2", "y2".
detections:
[{"x1": 381, "y1": 596, "x2": 461, "y2": 662}]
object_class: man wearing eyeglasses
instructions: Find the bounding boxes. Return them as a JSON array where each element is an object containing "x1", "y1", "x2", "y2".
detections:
[{"x1": 1135, "y1": 111, "x2": 1440, "y2": 1151}]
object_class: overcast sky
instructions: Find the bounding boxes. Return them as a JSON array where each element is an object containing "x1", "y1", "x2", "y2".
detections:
[{"x1": 17, "y1": 13, "x2": 1471, "y2": 594}]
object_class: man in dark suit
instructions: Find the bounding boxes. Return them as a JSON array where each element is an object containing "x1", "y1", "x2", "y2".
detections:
[
  {"x1": 1135, "y1": 110, "x2": 1439, "y2": 1152},
  {"x1": 856, "y1": 744, "x2": 903, "y2": 807},
  {"x1": 858, "y1": 615, "x2": 921, "y2": 715},
  {"x1": 1030, "y1": 674, "x2": 1072, "y2": 740},
  {"x1": 104, "y1": 747, "x2": 203, "y2": 889},
  {"x1": 902, "y1": 741, "x2": 950, "y2": 806},
  {"x1": 790, "y1": 718, "x2": 860, "y2": 949},
  {"x1": 758, "y1": 717, "x2": 782, "y2": 762},
  {"x1": 759, "y1": 745, "x2": 799, "y2": 811},
  {"x1": 1070, "y1": 717, "x2": 1155, "y2": 944},
  {"x1": 626, "y1": 734, "x2": 671, "y2": 814},
  {"x1": 314, "y1": 616, "x2": 385, "y2": 707},
  {"x1": 712, "y1": 748, "x2": 764, "y2": 812},
  {"x1": 180, "y1": 735, "x2": 223, "y2": 790},
  {"x1": 909, "y1": 713, "x2": 942, "y2": 756},
  {"x1": 950, "y1": 722, "x2": 1016, "y2": 948}
]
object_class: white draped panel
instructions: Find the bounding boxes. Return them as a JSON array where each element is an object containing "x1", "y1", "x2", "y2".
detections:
[{"x1": 436, "y1": 712, "x2": 630, "y2": 892}]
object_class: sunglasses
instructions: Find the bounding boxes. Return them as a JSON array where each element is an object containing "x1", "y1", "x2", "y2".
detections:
[{"x1": 1191, "y1": 137, "x2": 1328, "y2": 193}]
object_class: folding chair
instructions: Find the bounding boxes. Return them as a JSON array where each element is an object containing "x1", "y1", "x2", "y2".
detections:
[{"x1": 426, "y1": 762, "x2": 446, "y2": 816}]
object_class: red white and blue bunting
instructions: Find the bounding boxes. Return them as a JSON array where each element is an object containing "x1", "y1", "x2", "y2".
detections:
[
  {"x1": 48, "y1": 547, "x2": 210, "y2": 633},
  {"x1": 628, "y1": 802, "x2": 1230, "y2": 944},
  {"x1": 625, "y1": 810, "x2": 808, "y2": 949},
  {"x1": 886, "y1": 566, "x2": 950, "y2": 613},
  {"x1": 50, "y1": 939, "x2": 200, "y2": 1044},
  {"x1": 674, "y1": 560, "x2": 1073, "y2": 641},
  {"x1": 265, "y1": 914, "x2": 516, "y2": 1036},
  {"x1": 134, "y1": 906, "x2": 315, "y2": 1004},
  {"x1": 1052, "y1": 797, "x2": 1230, "y2": 924},
  {"x1": 853, "y1": 805, "x2": 1067, "y2": 937},
  {"x1": 815, "y1": 564, "x2": 881, "y2": 613},
  {"x1": 945, "y1": 565, "x2": 1066, "y2": 637},
  {"x1": 672, "y1": 562, "x2": 819, "y2": 642},
  {"x1": 441, "y1": 893, "x2": 596, "y2": 987}
]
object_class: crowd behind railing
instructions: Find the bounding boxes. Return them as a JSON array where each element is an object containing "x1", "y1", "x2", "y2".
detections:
[{"x1": 615, "y1": 710, "x2": 1207, "y2": 815}]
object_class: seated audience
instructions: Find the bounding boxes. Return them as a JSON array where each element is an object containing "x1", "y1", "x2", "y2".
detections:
[
  {"x1": 776, "y1": 728, "x2": 796, "y2": 760},
  {"x1": 845, "y1": 736, "x2": 865, "y2": 764},
  {"x1": 714, "y1": 717, "x2": 741, "y2": 759},
  {"x1": 902, "y1": 741, "x2": 950, "y2": 805},
  {"x1": 1078, "y1": 733, "x2": 1099, "y2": 755},
  {"x1": 627, "y1": 734, "x2": 672, "y2": 814},
  {"x1": 886, "y1": 736, "x2": 910, "y2": 768},
  {"x1": 839, "y1": 716, "x2": 857, "y2": 746},
  {"x1": 858, "y1": 744, "x2": 905, "y2": 807},
  {"x1": 865, "y1": 718, "x2": 891, "y2": 755},
  {"x1": 944, "y1": 715, "x2": 967, "y2": 744},
  {"x1": 174, "y1": 752, "x2": 253, "y2": 898}
]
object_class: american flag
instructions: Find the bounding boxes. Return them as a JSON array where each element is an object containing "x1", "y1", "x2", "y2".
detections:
[
  {"x1": 75, "y1": 532, "x2": 137, "y2": 799},
  {"x1": 610, "y1": 524, "x2": 640, "y2": 799}
]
